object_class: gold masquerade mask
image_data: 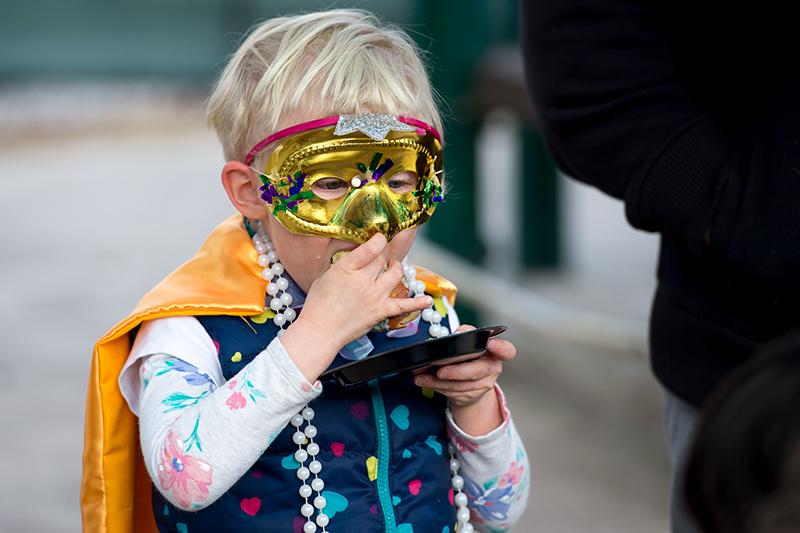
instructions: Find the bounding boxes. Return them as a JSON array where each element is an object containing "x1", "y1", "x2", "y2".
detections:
[{"x1": 244, "y1": 114, "x2": 443, "y2": 243}]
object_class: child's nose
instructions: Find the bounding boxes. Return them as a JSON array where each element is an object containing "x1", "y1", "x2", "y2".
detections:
[{"x1": 338, "y1": 187, "x2": 402, "y2": 240}]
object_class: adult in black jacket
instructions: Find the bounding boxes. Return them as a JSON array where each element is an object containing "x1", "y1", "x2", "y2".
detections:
[{"x1": 520, "y1": 1, "x2": 799, "y2": 532}]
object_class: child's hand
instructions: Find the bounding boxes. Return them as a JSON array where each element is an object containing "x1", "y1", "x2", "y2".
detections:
[
  {"x1": 281, "y1": 233, "x2": 433, "y2": 381},
  {"x1": 413, "y1": 325, "x2": 517, "y2": 435},
  {"x1": 301, "y1": 233, "x2": 433, "y2": 346}
]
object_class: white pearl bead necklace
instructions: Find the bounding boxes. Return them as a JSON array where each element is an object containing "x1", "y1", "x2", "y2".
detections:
[
  {"x1": 251, "y1": 220, "x2": 297, "y2": 337},
  {"x1": 449, "y1": 442, "x2": 473, "y2": 532},
  {"x1": 404, "y1": 263, "x2": 450, "y2": 338},
  {"x1": 249, "y1": 220, "x2": 470, "y2": 530},
  {"x1": 290, "y1": 407, "x2": 329, "y2": 533}
]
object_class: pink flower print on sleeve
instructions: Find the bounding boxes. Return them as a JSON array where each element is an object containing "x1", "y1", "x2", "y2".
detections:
[
  {"x1": 447, "y1": 425, "x2": 479, "y2": 454},
  {"x1": 224, "y1": 365, "x2": 266, "y2": 409},
  {"x1": 226, "y1": 391, "x2": 247, "y2": 410},
  {"x1": 158, "y1": 431, "x2": 213, "y2": 508},
  {"x1": 498, "y1": 461, "x2": 525, "y2": 487}
]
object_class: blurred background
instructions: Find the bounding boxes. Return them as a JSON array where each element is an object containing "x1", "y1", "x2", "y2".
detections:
[{"x1": 0, "y1": 0, "x2": 667, "y2": 531}]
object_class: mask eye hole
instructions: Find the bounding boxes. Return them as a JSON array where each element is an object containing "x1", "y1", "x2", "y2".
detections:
[
  {"x1": 311, "y1": 177, "x2": 350, "y2": 200},
  {"x1": 386, "y1": 171, "x2": 419, "y2": 194}
]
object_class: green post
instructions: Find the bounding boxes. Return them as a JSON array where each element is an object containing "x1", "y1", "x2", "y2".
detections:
[
  {"x1": 411, "y1": 0, "x2": 491, "y2": 326},
  {"x1": 411, "y1": 0, "x2": 488, "y2": 265},
  {"x1": 520, "y1": 129, "x2": 559, "y2": 267}
]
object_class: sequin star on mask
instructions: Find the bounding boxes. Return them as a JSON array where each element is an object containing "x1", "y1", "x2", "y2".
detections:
[{"x1": 333, "y1": 113, "x2": 417, "y2": 141}]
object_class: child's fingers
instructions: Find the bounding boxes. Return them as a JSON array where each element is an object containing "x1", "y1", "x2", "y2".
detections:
[
  {"x1": 486, "y1": 338, "x2": 517, "y2": 361},
  {"x1": 362, "y1": 249, "x2": 390, "y2": 279},
  {"x1": 455, "y1": 324, "x2": 515, "y2": 361},
  {"x1": 414, "y1": 373, "x2": 496, "y2": 393},
  {"x1": 434, "y1": 357, "x2": 501, "y2": 381},
  {"x1": 339, "y1": 233, "x2": 387, "y2": 270},
  {"x1": 375, "y1": 260, "x2": 404, "y2": 291},
  {"x1": 384, "y1": 295, "x2": 433, "y2": 317}
]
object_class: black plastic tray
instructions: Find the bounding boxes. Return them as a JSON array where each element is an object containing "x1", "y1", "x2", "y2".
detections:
[{"x1": 320, "y1": 325, "x2": 507, "y2": 387}]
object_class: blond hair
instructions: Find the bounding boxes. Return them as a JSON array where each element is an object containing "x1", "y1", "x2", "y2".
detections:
[{"x1": 207, "y1": 9, "x2": 442, "y2": 162}]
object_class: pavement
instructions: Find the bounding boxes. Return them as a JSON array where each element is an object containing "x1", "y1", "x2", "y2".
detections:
[{"x1": 0, "y1": 86, "x2": 669, "y2": 532}]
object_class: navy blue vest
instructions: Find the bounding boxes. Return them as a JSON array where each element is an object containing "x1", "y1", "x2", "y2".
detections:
[{"x1": 153, "y1": 310, "x2": 457, "y2": 533}]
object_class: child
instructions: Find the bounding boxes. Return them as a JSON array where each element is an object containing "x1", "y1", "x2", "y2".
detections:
[
  {"x1": 81, "y1": 9, "x2": 529, "y2": 533},
  {"x1": 684, "y1": 332, "x2": 800, "y2": 533}
]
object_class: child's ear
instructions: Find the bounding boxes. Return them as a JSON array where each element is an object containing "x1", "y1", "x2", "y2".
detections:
[{"x1": 221, "y1": 161, "x2": 270, "y2": 219}]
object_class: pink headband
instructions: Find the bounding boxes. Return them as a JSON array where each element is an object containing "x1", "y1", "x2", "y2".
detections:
[{"x1": 242, "y1": 114, "x2": 441, "y2": 166}]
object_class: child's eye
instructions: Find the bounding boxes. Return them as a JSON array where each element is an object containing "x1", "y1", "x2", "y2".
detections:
[
  {"x1": 386, "y1": 172, "x2": 419, "y2": 193},
  {"x1": 311, "y1": 177, "x2": 349, "y2": 200}
]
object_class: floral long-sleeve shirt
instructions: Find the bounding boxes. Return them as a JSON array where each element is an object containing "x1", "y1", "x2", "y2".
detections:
[{"x1": 120, "y1": 315, "x2": 529, "y2": 531}]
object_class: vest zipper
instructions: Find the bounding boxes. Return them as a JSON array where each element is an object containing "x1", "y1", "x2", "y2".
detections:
[{"x1": 368, "y1": 379, "x2": 397, "y2": 532}]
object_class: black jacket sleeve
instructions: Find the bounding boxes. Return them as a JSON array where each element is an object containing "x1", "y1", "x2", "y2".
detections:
[
  {"x1": 521, "y1": 0, "x2": 730, "y2": 253},
  {"x1": 520, "y1": 0, "x2": 800, "y2": 292}
]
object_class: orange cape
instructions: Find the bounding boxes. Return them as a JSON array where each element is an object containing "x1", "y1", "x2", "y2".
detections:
[{"x1": 80, "y1": 214, "x2": 457, "y2": 532}]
